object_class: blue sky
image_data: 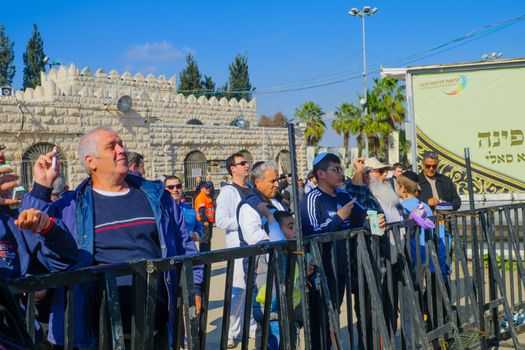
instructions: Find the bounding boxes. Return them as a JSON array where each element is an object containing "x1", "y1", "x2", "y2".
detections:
[{"x1": 2, "y1": 1, "x2": 525, "y2": 147}]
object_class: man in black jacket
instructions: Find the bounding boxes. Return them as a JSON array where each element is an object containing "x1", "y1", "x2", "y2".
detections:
[{"x1": 418, "y1": 151, "x2": 461, "y2": 210}]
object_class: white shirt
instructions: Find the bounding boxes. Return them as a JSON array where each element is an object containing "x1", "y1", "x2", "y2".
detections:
[
  {"x1": 238, "y1": 198, "x2": 285, "y2": 245},
  {"x1": 215, "y1": 185, "x2": 242, "y2": 234}
]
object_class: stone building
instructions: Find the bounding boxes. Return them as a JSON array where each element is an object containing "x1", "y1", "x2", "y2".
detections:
[{"x1": 0, "y1": 64, "x2": 307, "y2": 190}]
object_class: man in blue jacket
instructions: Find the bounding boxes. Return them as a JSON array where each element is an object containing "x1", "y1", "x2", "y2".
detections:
[{"x1": 21, "y1": 126, "x2": 203, "y2": 348}]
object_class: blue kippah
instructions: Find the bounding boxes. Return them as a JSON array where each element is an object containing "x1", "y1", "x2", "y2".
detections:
[{"x1": 312, "y1": 152, "x2": 329, "y2": 167}]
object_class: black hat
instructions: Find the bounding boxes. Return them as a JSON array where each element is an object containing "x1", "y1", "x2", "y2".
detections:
[{"x1": 402, "y1": 170, "x2": 419, "y2": 184}]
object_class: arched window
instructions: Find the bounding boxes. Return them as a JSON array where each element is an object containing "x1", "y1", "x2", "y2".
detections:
[
  {"x1": 186, "y1": 119, "x2": 204, "y2": 125},
  {"x1": 184, "y1": 151, "x2": 207, "y2": 191},
  {"x1": 22, "y1": 143, "x2": 68, "y2": 188},
  {"x1": 239, "y1": 150, "x2": 254, "y2": 169},
  {"x1": 276, "y1": 150, "x2": 291, "y2": 176}
]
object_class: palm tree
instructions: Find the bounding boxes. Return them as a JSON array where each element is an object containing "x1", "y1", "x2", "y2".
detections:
[
  {"x1": 372, "y1": 77, "x2": 406, "y2": 129},
  {"x1": 295, "y1": 101, "x2": 325, "y2": 146},
  {"x1": 332, "y1": 102, "x2": 362, "y2": 161},
  {"x1": 363, "y1": 77, "x2": 406, "y2": 160}
]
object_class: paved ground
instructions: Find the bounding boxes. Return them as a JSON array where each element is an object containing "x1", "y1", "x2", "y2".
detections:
[{"x1": 203, "y1": 227, "x2": 525, "y2": 349}]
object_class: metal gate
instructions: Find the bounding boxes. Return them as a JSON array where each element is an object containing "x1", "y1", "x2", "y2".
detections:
[{"x1": 184, "y1": 151, "x2": 207, "y2": 191}]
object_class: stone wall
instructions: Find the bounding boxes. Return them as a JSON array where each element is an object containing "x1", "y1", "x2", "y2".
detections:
[{"x1": 0, "y1": 64, "x2": 306, "y2": 189}]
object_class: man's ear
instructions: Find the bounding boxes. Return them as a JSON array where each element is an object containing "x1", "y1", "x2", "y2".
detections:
[{"x1": 85, "y1": 155, "x2": 96, "y2": 172}]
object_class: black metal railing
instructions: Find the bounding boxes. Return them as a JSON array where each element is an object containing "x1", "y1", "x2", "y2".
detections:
[{"x1": 3, "y1": 202, "x2": 525, "y2": 349}]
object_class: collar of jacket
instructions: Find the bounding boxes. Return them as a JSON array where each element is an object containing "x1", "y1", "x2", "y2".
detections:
[
  {"x1": 418, "y1": 172, "x2": 444, "y2": 185},
  {"x1": 74, "y1": 174, "x2": 166, "y2": 266}
]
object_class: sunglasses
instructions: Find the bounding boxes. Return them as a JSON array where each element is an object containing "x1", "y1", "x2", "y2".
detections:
[
  {"x1": 166, "y1": 184, "x2": 183, "y2": 190},
  {"x1": 424, "y1": 164, "x2": 438, "y2": 169},
  {"x1": 325, "y1": 167, "x2": 344, "y2": 174},
  {"x1": 233, "y1": 161, "x2": 249, "y2": 167}
]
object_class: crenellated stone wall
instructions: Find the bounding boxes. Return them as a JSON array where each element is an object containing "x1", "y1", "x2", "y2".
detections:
[{"x1": 0, "y1": 64, "x2": 306, "y2": 189}]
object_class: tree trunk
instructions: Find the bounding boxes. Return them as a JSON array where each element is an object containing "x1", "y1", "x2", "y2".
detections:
[{"x1": 343, "y1": 133, "x2": 349, "y2": 165}]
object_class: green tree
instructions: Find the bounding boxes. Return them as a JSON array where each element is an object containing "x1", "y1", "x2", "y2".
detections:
[
  {"x1": 332, "y1": 102, "x2": 362, "y2": 161},
  {"x1": 215, "y1": 82, "x2": 230, "y2": 100},
  {"x1": 361, "y1": 77, "x2": 406, "y2": 160},
  {"x1": 23, "y1": 24, "x2": 46, "y2": 89},
  {"x1": 295, "y1": 101, "x2": 325, "y2": 146},
  {"x1": 399, "y1": 129, "x2": 411, "y2": 166},
  {"x1": 178, "y1": 54, "x2": 202, "y2": 97},
  {"x1": 228, "y1": 53, "x2": 252, "y2": 101},
  {"x1": 200, "y1": 75, "x2": 216, "y2": 97},
  {"x1": 0, "y1": 25, "x2": 15, "y2": 87}
]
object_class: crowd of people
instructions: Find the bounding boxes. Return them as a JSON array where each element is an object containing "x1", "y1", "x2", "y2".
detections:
[{"x1": 0, "y1": 128, "x2": 462, "y2": 349}]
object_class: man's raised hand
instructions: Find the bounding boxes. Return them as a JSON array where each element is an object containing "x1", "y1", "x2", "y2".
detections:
[
  {"x1": 336, "y1": 199, "x2": 354, "y2": 220},
  {"x1": 33, "y1": 148, "x2": 60, "y2": 188}
]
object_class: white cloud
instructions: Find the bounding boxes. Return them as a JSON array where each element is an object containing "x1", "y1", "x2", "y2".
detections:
[
  {"x1": 125, "y1": 41, "x2": 194, "y2": 62},
  {"x1": 143, "y1": 65, "x2": 158, "y2": 74}
]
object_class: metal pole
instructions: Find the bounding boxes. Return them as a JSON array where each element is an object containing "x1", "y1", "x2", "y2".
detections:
[
  {"x1": 465, "y1": 147, "x2": 487, "y2": 349},
  {"x1": 287, "y1": 122, "x2": 312, "y2": 349},
  {"x1": 361, "y1": 14, "x2": 370, "y2": 157},
  {"x1": 464, "y1": 148, "x2": 476, "y2": 212},
  {"x1": 362, "y1": 14, "x2": 367, "y2": 114}
]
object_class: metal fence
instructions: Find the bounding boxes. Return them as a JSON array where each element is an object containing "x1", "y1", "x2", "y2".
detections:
[{"x1": 2, "y1": 202, "x2": 525, "y2": 349}]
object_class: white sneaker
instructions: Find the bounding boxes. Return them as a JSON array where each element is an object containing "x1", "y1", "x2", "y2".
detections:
[{"x1": 227, "y1": 338, "x2": 236, "y2": 348}]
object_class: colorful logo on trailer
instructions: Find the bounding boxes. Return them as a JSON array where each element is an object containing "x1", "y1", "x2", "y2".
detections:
[{"x1": 443, "y1": 74, "x2": 468, "y2": 95}]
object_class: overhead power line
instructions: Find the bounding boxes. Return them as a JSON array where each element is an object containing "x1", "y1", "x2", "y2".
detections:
[{"x1": 183, "y1": 13, "x2": 525, "y2": 96}]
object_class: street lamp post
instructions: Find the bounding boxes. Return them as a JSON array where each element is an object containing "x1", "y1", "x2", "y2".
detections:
[
  {"x1": 482, "y1": 52, "x2": 503, "y2": 60},
  {"x1": 349, "y1": 6, "x2": 378, "y2": 157}
]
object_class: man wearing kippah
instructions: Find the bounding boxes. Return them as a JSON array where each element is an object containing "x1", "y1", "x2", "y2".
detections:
[{"x1": 300, "y1": 152, "x2": 369, "y2": 349}]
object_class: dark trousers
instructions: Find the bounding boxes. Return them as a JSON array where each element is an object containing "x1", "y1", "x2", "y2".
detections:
[
  {"x1": 199, "y1": 224, "x2": 213, "y2": 252},
  {"x1": 354, "y1": 285, "x2": 373, "y2": 349},
  {"x1": 308, "y1": 284, "x2": 330, "y2": 349}
]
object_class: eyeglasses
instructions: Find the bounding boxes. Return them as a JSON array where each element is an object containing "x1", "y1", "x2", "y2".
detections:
[
  {"x1": 233, "y1": 161, "x2": 248, "y2": 167},
  {"x1": 371, "y1": 168, "x2": 388, "y2": 175},
  {"x1": 325, "y1": 167, "x2": 344, "y2": 174},
  {"x1": 166, "y1": 184, "x2": 183, "y2": 190},
  {"x1": 424, "y1": 164, "x2": 438, "y2": 169}
]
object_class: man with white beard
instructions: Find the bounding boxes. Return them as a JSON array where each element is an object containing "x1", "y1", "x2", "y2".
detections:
[
  {"x1": 346, "y1": 157, "x2": 407, "y2": 346},
  {"x1": 347, "y1": 157, "x2": 405, "y2": 226}
]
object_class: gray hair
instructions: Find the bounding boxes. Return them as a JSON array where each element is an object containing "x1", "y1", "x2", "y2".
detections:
[
  {"x1": 77, "y1": 126, "x2": 116, "y2": 173},
  {"x1": 251, "y1": 160, "x2": 277, "y2": 183}
]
